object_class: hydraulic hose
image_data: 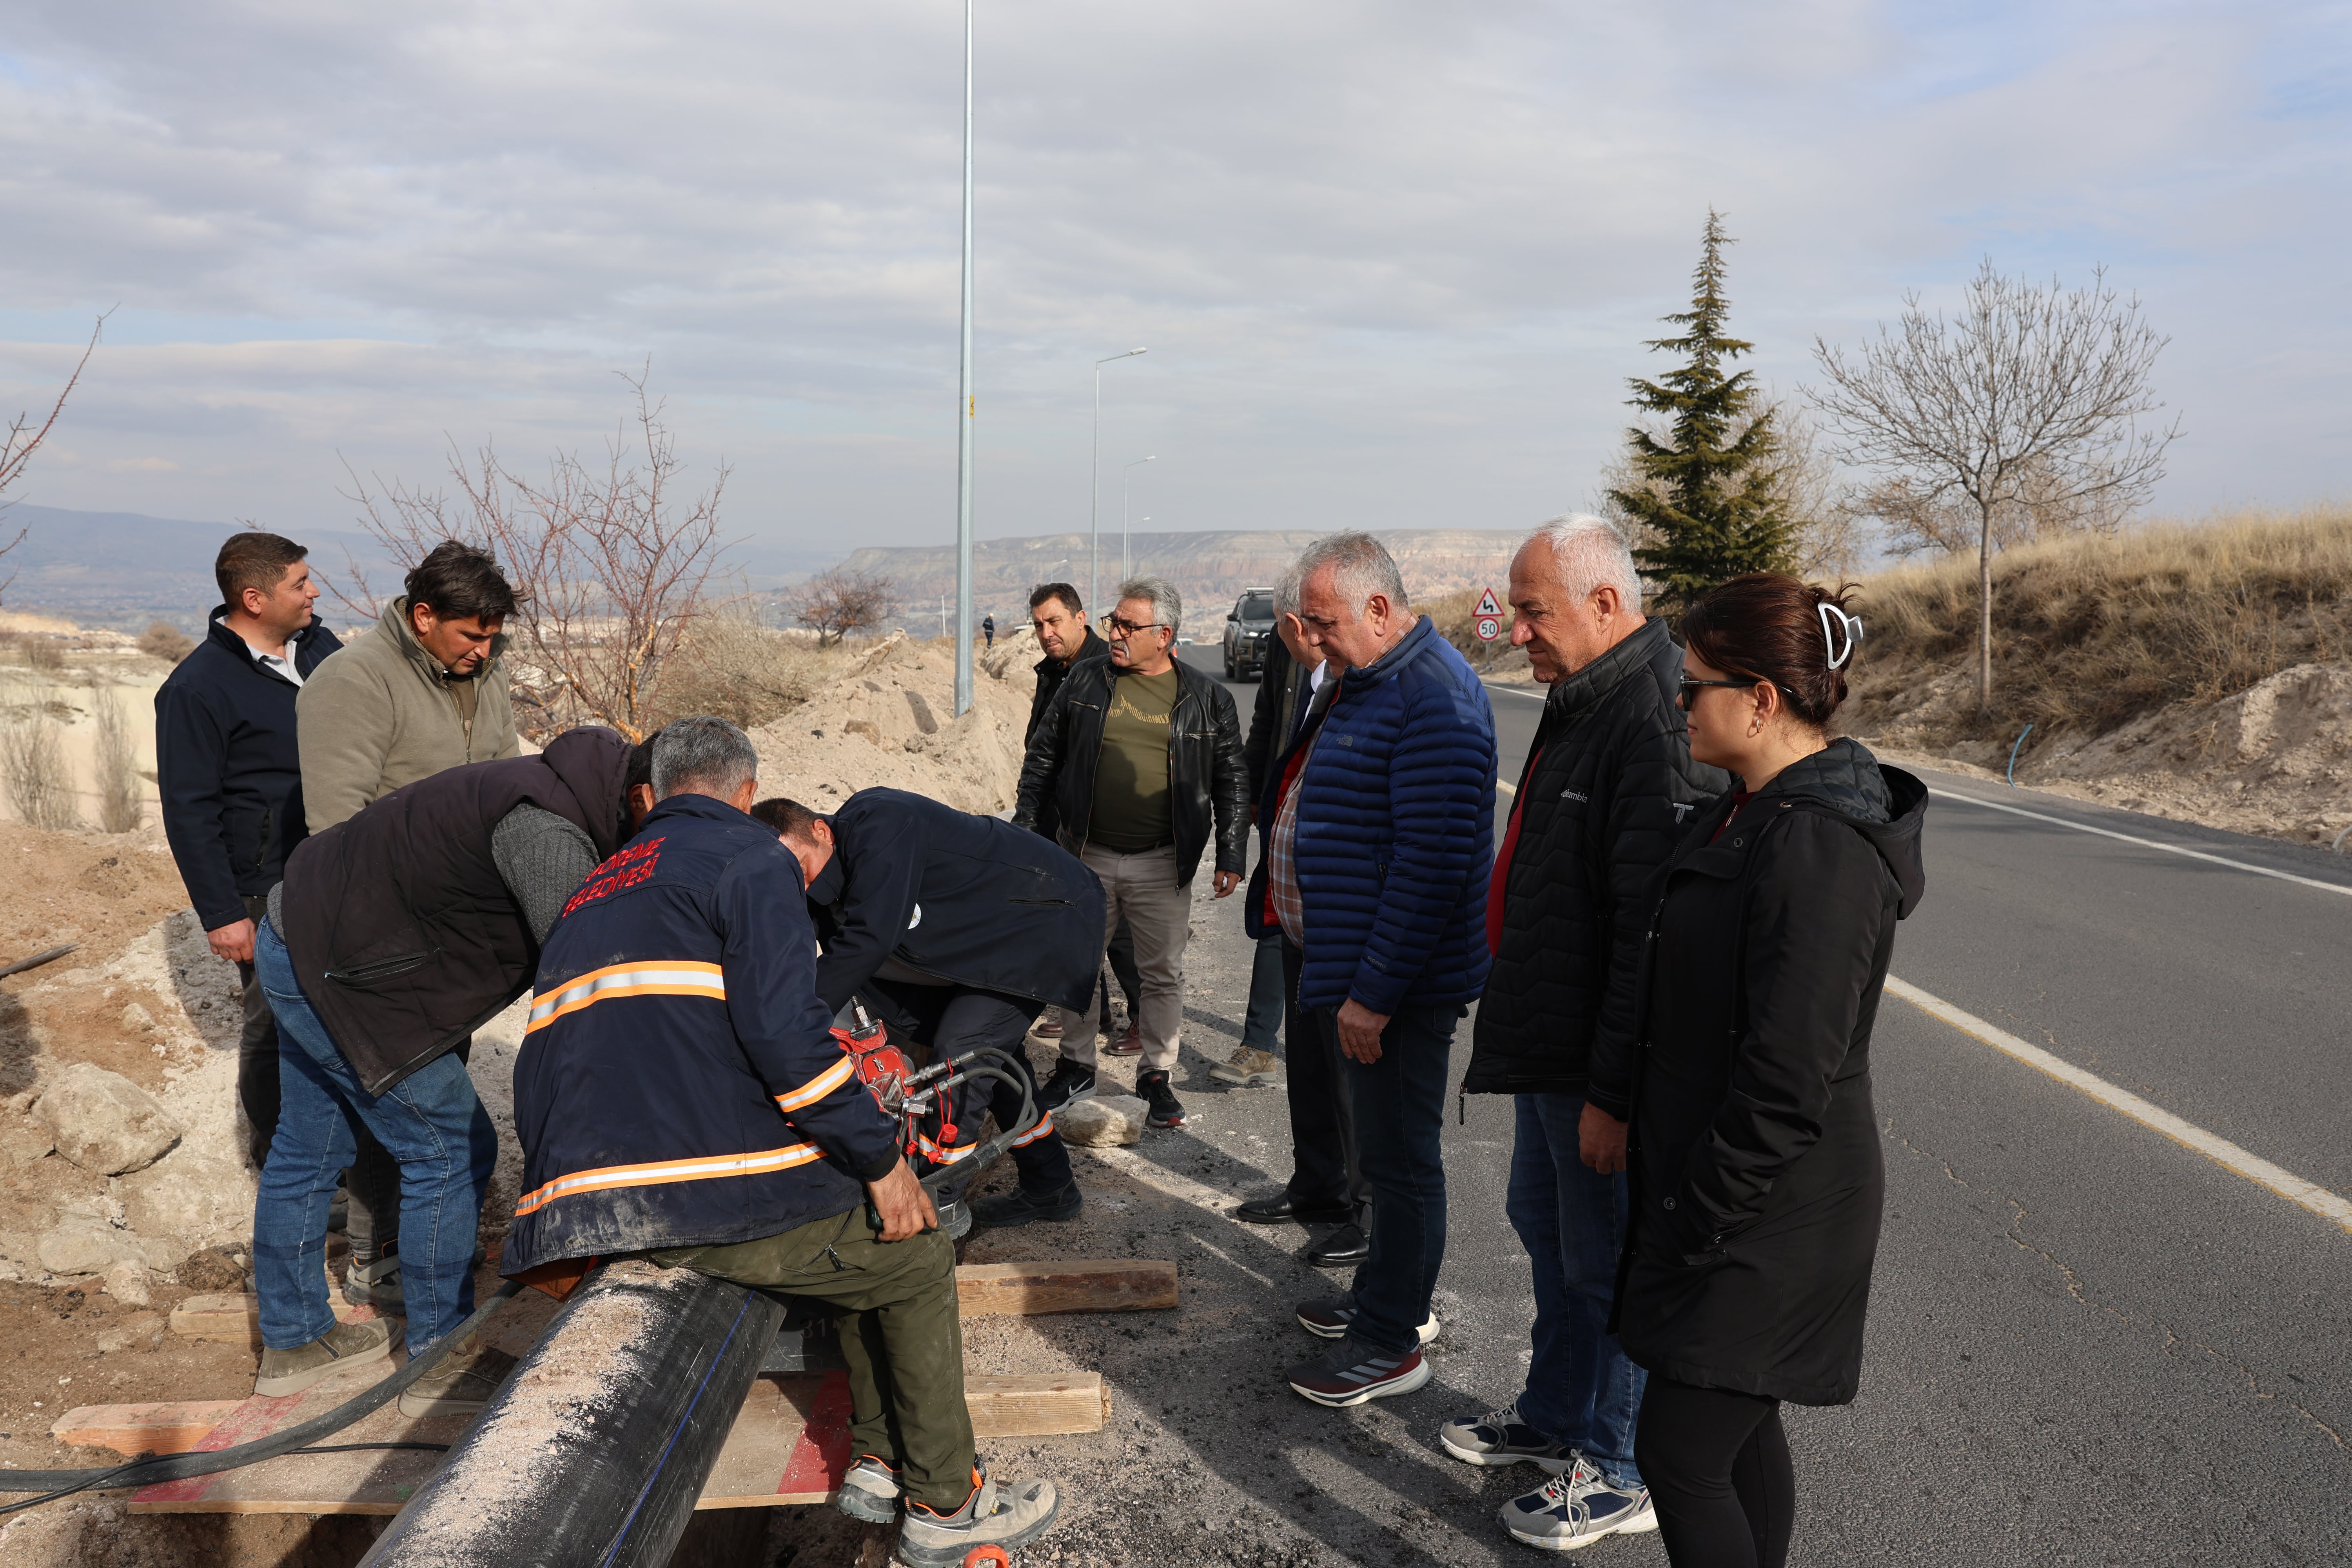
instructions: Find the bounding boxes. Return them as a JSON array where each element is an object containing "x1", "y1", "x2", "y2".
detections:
[{"x1": 0, "y1": 1281, "x2": 525, "y2": 1515}]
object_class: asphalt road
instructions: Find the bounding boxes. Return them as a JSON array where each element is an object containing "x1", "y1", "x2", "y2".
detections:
[{"x1": 973, "y1": 646, "x2": 2352, "y2": 1568}]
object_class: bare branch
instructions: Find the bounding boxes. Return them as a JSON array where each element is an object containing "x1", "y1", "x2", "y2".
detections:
[
  {"x1": 785, "y1": 568, "x2": 896, "y2": 648},
  {"x1": 0, "y1": 314, "x2": 107, "y2": 605}
]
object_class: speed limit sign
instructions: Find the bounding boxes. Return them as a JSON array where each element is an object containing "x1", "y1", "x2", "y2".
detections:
[
  {"x1": 1474, "y1": 586, "x2": 1503, "y2": 642},
  {"x1": 1475, "y1": 615, "x2": 1501, "y2": 642}
]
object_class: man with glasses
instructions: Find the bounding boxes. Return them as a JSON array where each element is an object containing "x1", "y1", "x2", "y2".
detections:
[
  {"x1": 1013, "y1": 577, "x2": 1248, "y2": 1142},
  {"x1": 1443, "y1": 515, "x2": 1722, "y2": 1553}
]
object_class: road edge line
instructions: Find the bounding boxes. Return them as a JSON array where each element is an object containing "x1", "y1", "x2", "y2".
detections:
[
  {"x1": 1929, "y1": 789, "x2": 2352, "y2": 899},
  {"x1": 1886, "y1": 975, "x2": 2352, "y2": 1236}
]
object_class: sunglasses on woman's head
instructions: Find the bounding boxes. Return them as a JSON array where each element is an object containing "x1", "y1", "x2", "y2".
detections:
[{"x1": 1677, "y1": 675, "x2": 1764, "y2": 710}]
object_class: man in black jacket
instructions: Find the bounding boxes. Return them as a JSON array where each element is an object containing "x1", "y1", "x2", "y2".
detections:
[
  {"x1": 1013, "y1": 576, "x2": 1249, "y2": 1130},
  {"x1": 760, "y1": 788, "x2": 1102, "y2": 1230},
  {"x1": 1440, "y1": 517, "x2": 1724, "y2": 1552},
  {"x1": 155, "y1": 532, "x2": 343, "y2": 1165}
]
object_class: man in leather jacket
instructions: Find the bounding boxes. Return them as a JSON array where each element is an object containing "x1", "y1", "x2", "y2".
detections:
[{"x1": 1013, "y1": 575, "x2": 1249, "y2": 1129}]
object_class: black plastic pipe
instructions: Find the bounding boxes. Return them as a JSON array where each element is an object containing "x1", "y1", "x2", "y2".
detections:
[{"x1": 359, "y1": 1259, "x2": 784, "y2": 1568}]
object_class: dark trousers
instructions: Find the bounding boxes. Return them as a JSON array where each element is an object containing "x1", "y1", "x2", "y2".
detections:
[
  {"x1": 891, "y1": 984, "x2": 1074, "y2": 1198},
  {"x1": 1279, "y1": 941, "x2": 1367, "y2": 1218},
  {"x1": 1238, "y1": 933, "x2": 1283, "y2": 1055},
  {"x1": 233, "y1": 893, "x2": 281, "y2": 1168},
  {"x1": 1336, "y1": 998, "x2": 1459, "y2": 1355},
  {"x1": 1099, "y1": 918, "x2": 1141, "y2": 1031},
  {"x1": 654, "y1": 1210, "x2": 974, "y2": 1511},
  {"x1": 1635, "y1": 1378, "x2": 1794, "y2": 1568}
]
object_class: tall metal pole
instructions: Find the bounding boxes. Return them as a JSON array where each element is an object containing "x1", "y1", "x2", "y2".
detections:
[
  {"x1": 1091, "y1": 348, "x2": 1145, "y2": 615},
  {"x1": 953, "y1": 0, "x2": 975, "y2": 716}
]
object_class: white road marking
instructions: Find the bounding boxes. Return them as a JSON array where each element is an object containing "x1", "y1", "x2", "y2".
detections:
[
  {"x1": 1932, "y1": 788, "x2": 2352, "y2": 899},
  {"x1": 1886, "y1": 975, "x2": 2352, "y2": 1236},
  {"x1": 1482, "y1": 683, "x2": 1546, "y2": 700}
]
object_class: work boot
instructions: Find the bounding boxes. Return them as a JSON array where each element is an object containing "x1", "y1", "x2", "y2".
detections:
[
  {"x1": 835, "y1": 1453, "x2": 902, "y2": 1523},
  {"x1": 971, "y1": 1181, "x2": 1082, "y2": 1228},
  {"x1": 935, "y1": 1197, "x2": 973, "y2": 1241},
  {"x1": 397, "y1": 1332, "x2": 519, "y2": 1419},
  {"x1": 897, "y1": 1469, "x2": 1061, "y2": 1568},
  {"x1": 254, "y1": 1317, "x2": 393, "y2": 1397},
  {"x1": 1210, "y1": 1045, "x2": 1281, "y2": 1087},
  {"x1": 342, "y1": 1253, "x2": 404, "y2": 1312}
]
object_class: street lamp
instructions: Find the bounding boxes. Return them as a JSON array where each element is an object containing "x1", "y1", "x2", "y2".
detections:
[
  {"x1": 1091, "y1": 348, "x2": 1147, "y2": 613},
  {"x1": 952, "y1": 0, "x2": 976, "y2": 716},
  {"x1": 1121, "y1": 456, "x2": 1154, "y2": 583}
]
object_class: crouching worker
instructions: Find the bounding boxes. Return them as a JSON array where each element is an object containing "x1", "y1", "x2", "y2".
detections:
[
  {"x1": 753, "y1": 786, "x2": 1105, "y2": 1233},
  {"x1": 501, "y1": 720, "x2": 1061, "y2": 1564},
  {"x1": 252, "y1": 724, "x2": 635, "y2": 1414}
]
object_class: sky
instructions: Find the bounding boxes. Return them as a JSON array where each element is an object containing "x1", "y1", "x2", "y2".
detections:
[{"x1": 0, "y1": 0, "x2": 2345, "y2": 571}]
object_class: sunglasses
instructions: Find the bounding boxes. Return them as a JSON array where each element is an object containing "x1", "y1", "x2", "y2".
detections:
[
  {"x1": 1677, "y1": 674, "x2": 1765, "y2": 710},
  {"x1": 1104, "y1": 615, "x2": 1168, "y2": 638}
]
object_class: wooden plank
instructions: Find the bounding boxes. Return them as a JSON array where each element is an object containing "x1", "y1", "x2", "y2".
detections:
[
  {"x1": 966, "y1": 1372, "x2": 1107, "y2": 1439},
  {"x1": 168, "y1": 1290, "x2": 382, "y2": 1346},
  {"x1": 51, "y1": 1399, "x2": 244, "y2": 1457},
  {"x1": 954, "y1": 1258, "x2": 1176, "y2": 1317}
]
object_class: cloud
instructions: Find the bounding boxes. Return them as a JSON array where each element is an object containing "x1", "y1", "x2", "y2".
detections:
[{"x1": 0, "y1": 0, "x2": 2343, "y2": 554}]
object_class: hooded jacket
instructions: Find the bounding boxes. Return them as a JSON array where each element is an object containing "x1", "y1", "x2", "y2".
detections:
[
  {"x1": 1245, "y1": 615, "x2": 1497, "y2": 1014},
  {"x1": 278, "y1": 727, "x2": 630, "y2": 1094},
  {"x1": 503, "y1": 792, "x2": 902, "y2": 1275},
  {"x1": 154, "y1": 610, "x2": 344, "y2": 931},
  {"x1": 1615, "y1": 739, "x2": 1927, "y2": 1406},
  {"x1": 297, "y1": 596, "x2": 520, "y2": 833},
  {"x1": 1466, "y1": 619, "x2": 1726, "y2": 1102}
]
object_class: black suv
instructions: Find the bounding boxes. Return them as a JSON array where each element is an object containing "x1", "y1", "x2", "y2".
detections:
[{"x1": 1221, "y1": 588, "x2": 1278, "y2": 680}]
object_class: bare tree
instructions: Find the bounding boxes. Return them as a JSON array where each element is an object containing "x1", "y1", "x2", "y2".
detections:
[
  {"x1": 339, "y1": 368, "x2": 733, "y2": 741},
  {"x1": 786, "y1": 568, "x2": 896, "y2": 648},
  {"x1": 0, "y1": 317, "x2": 104, "y2": 604},
  {"x1": 1810, "y1": 260, "x2": 2178, "y2": 713}
]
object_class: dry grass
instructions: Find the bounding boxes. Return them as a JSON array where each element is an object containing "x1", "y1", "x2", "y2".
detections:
[
  {"x1": 137, "y1": 622, "x2": 195, "y2": 664},
  {"x1": 0, "y1": 683, "x2": 76, "y2": 831},
  {"x1": 93, "y1": 690, "x2": 142, "y2": 833},
  {"x1": 1847, "y1": 503, "x2": 2352, "y2": 744},
  {"x1": 650, "y1": 602, "x2": 837, "y2": 731}
]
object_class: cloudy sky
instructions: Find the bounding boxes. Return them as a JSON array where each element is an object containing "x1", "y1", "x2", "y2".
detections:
[{"x1": 0, "y1": 0, "x2": 2345, "y2": 571}]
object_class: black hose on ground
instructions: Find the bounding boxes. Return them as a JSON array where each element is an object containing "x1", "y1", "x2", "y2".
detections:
[{"x1": 0, "y1": 1281, "x2": 526, "y2": 1514}]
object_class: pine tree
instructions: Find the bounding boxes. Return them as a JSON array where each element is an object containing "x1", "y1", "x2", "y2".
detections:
[{"x1": 1610, "y1": 212, "x2": 1795, "y2": 606}]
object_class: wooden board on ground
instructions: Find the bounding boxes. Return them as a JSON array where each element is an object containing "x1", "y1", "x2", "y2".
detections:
[
  {"x1": 954, "y1": 1258, "x2": 1176, "y2": 1317},
  {"x1": 52, "y1": 1399, "x2": 246, "y2": 1458},
  {"x1": 168, "y1": 1290, "x2": 382, "y2": 1347},
  {"x1": 118, "y1": 1370, "x2": 1105, "y2": 1514}
]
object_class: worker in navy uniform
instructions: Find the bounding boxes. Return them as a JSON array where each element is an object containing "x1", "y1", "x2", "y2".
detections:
[
  {"x1": 753, "y1": 785, "x2": 1103, "y2": 1232},
  {"x1": 505, "y1": 718, "x2": 1060, "y2": 1565}
]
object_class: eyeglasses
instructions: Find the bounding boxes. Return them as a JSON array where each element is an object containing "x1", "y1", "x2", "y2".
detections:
[
  {"x1": 1104, "y1": 615, "x2": 1168, "y2": 638},
  {"x1": 1677, "y1": 674, "x2": 1764, "y2": 710}
]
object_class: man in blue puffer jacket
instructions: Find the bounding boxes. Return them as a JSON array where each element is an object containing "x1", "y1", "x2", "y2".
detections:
[{"x1": 1251, "y1": 531, "x2": 1497, "y2": 1408}]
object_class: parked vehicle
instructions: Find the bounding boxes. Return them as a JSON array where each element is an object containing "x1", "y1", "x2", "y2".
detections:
[{"x1": 1221, "y1": 588, "x2": 1277, "y2": 680}]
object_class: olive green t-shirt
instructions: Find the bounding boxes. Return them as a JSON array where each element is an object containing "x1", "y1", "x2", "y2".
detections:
[{"x1": 1087, "y1": 666, "x2": 1181, "y2": 851}]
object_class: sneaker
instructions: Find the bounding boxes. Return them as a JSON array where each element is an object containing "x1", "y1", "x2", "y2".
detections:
[
  {"x1": 970, "y1": 1182, "x2": 1083, "y2": 1229},
  {"x1": 342, "y1": 1253, "x2": 404, "y2": 1312},
  {"x1": 835, "y1": 1453, "x2": 902, "y2": 1524},
  {"x1": 897, "y1": 1468, "x2": 1061, "y2": 1568},
  {"x1": 1136, "y1": 1068, "x2": 1185, "y2": 1128},
  {"x1": 1285, "y1": 1334, "x2": 1434, "y2": 1408},
  {"x1": 1499, "y1": 1456, "x2": 1658, "y2": 1550},
  {"x1": 1104, "y1": 1023, "x2": 1145, "y2": 1057},
  {"x1": 1296, "y1": 1296, "x2": 1439, "y2": 1345},
  {"x1": 1035, "y1": 1061, "x2": 1096, "y2": 1113},
  {"x1": 397, "y1": 1332, "x2": 520, "y2": 1419},
  {"x1": 1437, "y1": 1399, "x2": 1577, "y2": 1472},
  {"x1": 254, "y1": 1317, "x2": 393, "y2": 1397},
  {"x1": 1209, "y1": 1046, "x2": 1281, "y2": 1087}
]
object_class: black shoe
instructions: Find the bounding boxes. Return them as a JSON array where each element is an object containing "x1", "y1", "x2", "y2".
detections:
[
  {"x1": 1305, "y1": 1223, "x2": 1370, "y2": 1267},
  {"x1": 1296, "y1": 1295, "x2": 1441, "y2": 1345},
  {"x1": 1237, "y1": 1193, "x2": 1353, "y2": 1226},
  {"x1": 970, "y1": 1183, "x2": 1083, "y2": 1229},
  {"x1": 1136, "y1": 1068, "x2": 1186, "y2": 1128},
  {"x1": 1036, "y1": 1062, "x2": 1096, "y2": 1113}
]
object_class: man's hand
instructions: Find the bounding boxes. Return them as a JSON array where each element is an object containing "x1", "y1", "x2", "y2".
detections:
[
  {"x1": 1211, "y1": 869, "x2": 1240, "y2": 898},
  {"x1": 1335, "y1": 999, "x2": 1389, "y2": 1064},
  {"x1": 208, "y1": 918, "x2": 257, "y2": 967},
  {"x1": 1579, "y1": 1102, "x2": 1628, "y2": 1174},
  {"x1": 864, "y1": 1158, "x2": 938, "y2": 1243}
]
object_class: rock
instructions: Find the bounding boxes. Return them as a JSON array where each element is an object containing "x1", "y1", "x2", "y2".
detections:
[
  {"x1": 102, "y1": 1260, "x2": 151, "y2": 1307},
  {"x1": 176, "y1": 1247, "x2": 250, "y2": 1293},
  {"x1": 118, "y1": 1147, "x2": 254, "y2": 1246},
  {"x1": 31, "y1": 1063, "x2": 182, "y2": 1175},
  {"x1": 1056, "y1": 1094, "x2": 1149, "y2": 1147},
  {"x1": 93, "y1": 1312, "x2": 162, "y2": 1353},
  {"x1": 35, "y1": 1226, "x2": 143, "y2": 1277},
  {"x1": 0, "y1": 1118, "x2": 54, "y2": 1166},
  {"x1": 120, "y1": 1002, "x2": 154, "y2": 1034}
]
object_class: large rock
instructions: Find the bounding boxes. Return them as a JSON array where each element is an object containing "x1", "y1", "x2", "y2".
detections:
[
  {"x1": 0, "y1": 1118, "x2": 54, "y2": 1166},
  {"x1": 31, "y1": 1064, "x2": 182, "y2": 1176},
  {"x1": 36, "y1": 1225, "x2": 145, "y2": 1277},
  {"x1": 1055, "y1": 1094, "x2": 1149, "y2": 1148}
]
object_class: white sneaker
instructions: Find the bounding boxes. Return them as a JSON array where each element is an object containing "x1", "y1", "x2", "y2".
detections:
[{"x1": 1498, "y1": 1452, "x2": 1658, "y2": 1551}]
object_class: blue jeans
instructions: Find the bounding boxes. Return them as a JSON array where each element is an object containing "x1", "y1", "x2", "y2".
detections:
[
  {"x1": 252, "y1": 919, "x2": 497, "y2": 1354},
  {"x1": 1508, "y1": 1093, "x2": 1644, "y2": 1488},
  {"x1": 1239, "y1": 933, "x2": 1284, "y2": 1055},
  {"x1": 1337, "y1": 1001, "x2": 1460, "y2": 1354}
]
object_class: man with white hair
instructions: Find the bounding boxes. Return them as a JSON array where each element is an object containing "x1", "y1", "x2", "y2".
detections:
[
  {"x1": 1441, "y1": 516, "x2": 1724, "y2": 1552},
  {"x1": 1261, "y1": 531, "x2": 1497, "y2": 1410}
]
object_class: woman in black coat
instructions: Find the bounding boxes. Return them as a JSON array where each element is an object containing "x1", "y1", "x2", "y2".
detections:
[{"x1": 1614, "y1": 573, "x2": 1927, "y2": 1568}]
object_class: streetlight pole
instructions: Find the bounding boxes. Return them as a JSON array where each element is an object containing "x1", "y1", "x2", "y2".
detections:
[
  {"x1": 1091, "y1": 347, "x2": 1146, "y2": 614},
  {"x1": 953, "y1": 0, "x2": 976, "y2": 717},
  {"x1": 1121, "y1": 456, "x2": 1154, "y2": 583}
]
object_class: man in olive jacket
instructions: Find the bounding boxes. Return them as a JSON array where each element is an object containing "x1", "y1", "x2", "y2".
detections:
[{"x1": 1443, "y1": 518, "x2": 1724, "y2": 1548}]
